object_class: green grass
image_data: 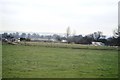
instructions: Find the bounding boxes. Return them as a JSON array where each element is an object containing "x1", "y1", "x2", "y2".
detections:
[{"x1": 2, "y1": 44, "x2": 118, "y2": 78}]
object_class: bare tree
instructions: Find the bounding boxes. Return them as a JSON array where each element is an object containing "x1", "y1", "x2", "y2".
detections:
[
  {"x1": 21, "y1": 33, "x2": 26, "y2": 38},
  {"x1": 93, "y1": 31, "x2": 103, "y2": 40},
  {"x1": 27, "y1": 33, "x2": 31, "y2": 39},
  {"x1": 66, "y1": 26, "x2": 71, "y2": 38},
  {"x1": 72, "y1": 30, "x2": 76, "y2": 36},
  {"x1": 66, "y1": 26, "x2": 72, "y2": 43}
]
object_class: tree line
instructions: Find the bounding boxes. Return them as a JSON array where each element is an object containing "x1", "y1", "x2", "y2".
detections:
[{"x1": 0, "y1": 27, "x2": 119, "y2": 46}]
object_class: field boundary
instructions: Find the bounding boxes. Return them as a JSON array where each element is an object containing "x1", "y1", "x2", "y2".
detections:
[{"x1": 17, "y1": 42, "x2": 118, "y2": 51}]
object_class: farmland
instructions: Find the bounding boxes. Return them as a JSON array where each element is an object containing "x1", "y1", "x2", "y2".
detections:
[{"x1": 2, "y1": 43, "x2": 118, "y2": 78}]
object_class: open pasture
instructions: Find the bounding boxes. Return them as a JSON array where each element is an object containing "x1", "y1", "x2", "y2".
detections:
[{"x1": 2, "y1": 43, "x2": 118, "y2": 78}]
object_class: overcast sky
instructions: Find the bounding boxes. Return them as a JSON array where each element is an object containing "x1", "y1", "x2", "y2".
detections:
[{"x1": 0, "y1": 0, "x2": 119, "y2": 36}]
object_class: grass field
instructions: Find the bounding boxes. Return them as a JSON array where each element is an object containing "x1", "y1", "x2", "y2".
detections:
[{"x1": 2, "y1": 43, "x2": 118, "y2": 78}]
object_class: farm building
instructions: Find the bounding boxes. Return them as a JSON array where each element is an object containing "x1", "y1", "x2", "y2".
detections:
[
  {"x1": 92, "y1": 42, "x2": 105, "y2": 46},
  {"x1": 61, "y1": 40, "x2": 67, "y2": 43},
  {"x1": 2, "y1": 38, "x2": 20, "y2": 43}
]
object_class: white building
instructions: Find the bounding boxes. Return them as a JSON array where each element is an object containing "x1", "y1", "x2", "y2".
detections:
[
  {"x1": 61, "y1": 40, "x2": 67, "y2": 43},
  {"x1": 92, "y1": 42, "x2": 105, "y2": 46}
]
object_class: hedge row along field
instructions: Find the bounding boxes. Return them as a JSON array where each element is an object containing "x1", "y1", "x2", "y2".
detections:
[
  {"x1": 19, "y1": 42, "x2": 118, "y2": 50},
  {"x1": 2, "y1": 44, "x2": 118, "y2": 78}
]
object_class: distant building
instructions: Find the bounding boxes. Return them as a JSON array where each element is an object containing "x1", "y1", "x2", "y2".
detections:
[
  {"x1": 14, "y1": 38, "x2": 20, "y2": 42},
  {"x1": 92, "y1": 42, "x2": 105, "y2": 46},
  {"x1": 61, "y1": 40, "x2": 67, "y2": 43},
  {"x1": 2, "y1": 38, "x2": 20, "y2": 43}
]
